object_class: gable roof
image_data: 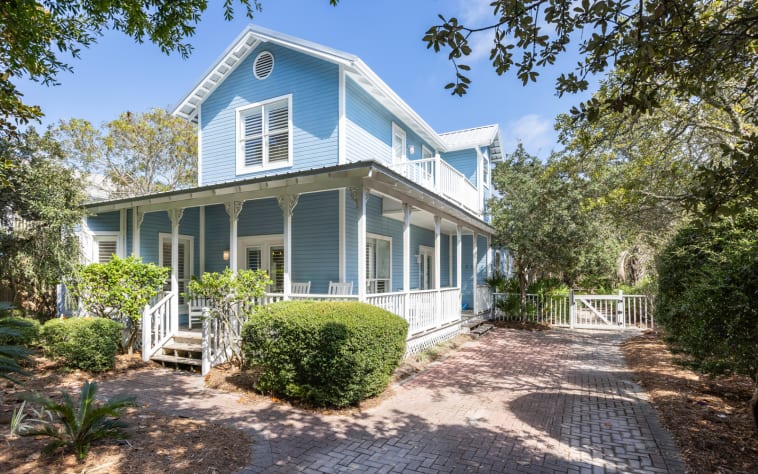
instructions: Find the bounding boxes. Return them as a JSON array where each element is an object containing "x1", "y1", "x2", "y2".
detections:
[
  {"x1": 440, "y1": 125, "x2": 503, "y2": 161},
  {"x1": 172, "y1": 25, "x2": 448, "y2": 151}
]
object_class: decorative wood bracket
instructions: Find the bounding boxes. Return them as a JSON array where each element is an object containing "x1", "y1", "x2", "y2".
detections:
[
  {"x1": 224, "y1": 201, "x2": 243, "y2": 222},
  {"x1": 277, "y1": 194, "x2": 300, "y2": 217},
  {"x1": 167, "y1": 208, "x2": 184, "y2": 227},
  {"x1": 348, "y1": 186, "x2": 369, "y2": 210}
]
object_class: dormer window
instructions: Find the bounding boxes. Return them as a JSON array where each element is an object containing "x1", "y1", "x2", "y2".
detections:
[{"x1": 236, "y1": 95, "x2": 293, "y2": 174}]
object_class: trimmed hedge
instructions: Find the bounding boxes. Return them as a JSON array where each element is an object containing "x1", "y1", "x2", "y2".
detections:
[
  {"x1": 0, "y1": 317, "x2": 41, "y2": 346},
  {"x1": 41, "y1": 318, "x2": 121, "y2": 372},
  {"x1": 242, "y1": 301, "x2": 408, "y2": 408},
  {"x1": 656, "y1": 209, "x2": 758, "y2": 377}
]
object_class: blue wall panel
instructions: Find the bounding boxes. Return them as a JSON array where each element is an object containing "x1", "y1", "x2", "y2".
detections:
[
  {"x1": 87, "y1": 211, "x2": 119, "y2": 232},
  {"x1": 238, "y1": 198, "x2": 283, "y2": 236},
  {"x1": 204, "y1": 204, "x2": 230, "y2": 273},
  {"x1": 201, "y1": 43, "x2": 339, "y2": 185},
  {"x1": 441, "y1": 149, "x2": 477, "y2": 185},
  {"x1": 292, "y1": 191, "x2": 339, "y2": 293}
]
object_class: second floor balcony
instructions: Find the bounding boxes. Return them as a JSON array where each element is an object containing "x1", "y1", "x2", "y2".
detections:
[{"x1": 389, "y1": 158, "x2": 481, "y2": 216}]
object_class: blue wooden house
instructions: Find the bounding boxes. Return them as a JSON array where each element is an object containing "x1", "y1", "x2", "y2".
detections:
[{"x1": 79, "y1": 26, "x2": 504, "y2": 367}]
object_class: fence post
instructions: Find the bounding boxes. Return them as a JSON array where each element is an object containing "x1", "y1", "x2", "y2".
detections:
[
  {"x1": 569, "y1": 289, "x2": 575, "y2": 329},
  {"x1": 201, "y1": 307, "x2": 210, "y2": 376},
  {"x1": 141, "y1": 304, "x2": 151, "y2": 362},
  {"x1": 617, "y1": 289, "x2": 625, "y2": 328}
]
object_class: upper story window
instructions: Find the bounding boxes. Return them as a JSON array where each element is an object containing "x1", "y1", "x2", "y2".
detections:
[
  {"x1": 236, "y1": 95, "x2": 292, "y2": 175},
  {"x1": 391, "y1": 123, "x2": 406, "y2": 164},
  {"x1": 421, "y1": 145, "x2": 433, "y2": 160},
  {"x1": 482, "y1": 156, "x2": 490, "y2": 187}
]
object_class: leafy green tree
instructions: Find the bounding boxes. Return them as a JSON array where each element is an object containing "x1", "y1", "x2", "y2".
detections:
[
  {"x1": 55, "y1": 108, "x2": 198, "y2": 198},
  {"x1": 71, "y1": 256, "x2": 168, "y2": 354},
  {"x1": 490, "y1": 145, "x2": 619, "y2": 302},
  {"x1": 0, "y1": 0, "x2": 260, "y2": 138},
  {"x1": 0, "y1": 128, "x2": 85, "y2": 317}
]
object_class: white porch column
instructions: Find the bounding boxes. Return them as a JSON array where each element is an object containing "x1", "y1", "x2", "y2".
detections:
[
  {"x1": 472, "y1": 231, "x2": 478, "y2": 315},
  {"x1": 352, "y1": 187, "x2": 368, "y2": 301},
  {"x1": 456, "y1": 225, "x2": 462, "y2": 289},
  {"x1": 199, "y1": 206, "x2": 205, "y2": 275},
  {"x1": 132, "y1": 207, "x2": 143, "y2": 259},
  {"x1": 168, "y1": 208, "x2": 184, "y2": 332},
  {"x1": 119, "y1": 209, "x2": 127, "y2": 258},
  {"x1": 433, "y1": 216, "x2": 441, "y2": 290},
  {"x1": 402, "y1": 203, "x2": 411, "y2": 317},
  {"x1": 278, "y1": 194, "x2": 300, "y2": 299},
  {"x1": 225, "y1": 201, "x2": 243, "y2": 272}
]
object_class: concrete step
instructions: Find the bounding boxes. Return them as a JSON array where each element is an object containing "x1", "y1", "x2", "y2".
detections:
[{"x1": 461, "y1": 317, "x2": 487, "y2": 333}]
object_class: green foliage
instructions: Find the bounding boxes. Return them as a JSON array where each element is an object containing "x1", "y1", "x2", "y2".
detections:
[
  {"x1": 41, "y1": 318, "x2": 121, "y2": 372},
  {"x1": 54, "y1": 109, "x2": 198, "y2": 198},
  {"x1": 186, "y1": 268, "x2": 272, "y2": 367},
  {"x1": 242, "y1": 301, "x2": 408, "y2": 408},
  {"x1": 0, "y1": 316, "x2": 40, "y2": 346},
  {"x1": 71, "y1": 256, "x2": 167, "y2": 354},
  {"x1": 0, "y1": 1, "x2": 261, "y2": 139},
  {"x1": 0, "y1": 317, "x2": 32, "y2": 383},
  {"x1": 490, "y1": 145, "x2": 620, "y2": 297},
  {"x1": 20, "y1": 381, "x2": 138, "y2": 461},
  {"x1": 656, "y1": 209, "x2": 758, "y2": 379},
  {"x1": 0, "y1": 128, "x2": 86, "y2": 318}
]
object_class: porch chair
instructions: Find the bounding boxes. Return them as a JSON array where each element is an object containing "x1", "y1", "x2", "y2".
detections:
[
  {"x1": 328, "y1": 281, "x2": 353, "y2": 296},
  {"x1": 291, "y1": 281, "x2": 311, "y2": 294}
]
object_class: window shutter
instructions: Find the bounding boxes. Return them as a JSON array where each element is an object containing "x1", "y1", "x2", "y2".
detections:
[
  {"x1": 246, "y1": 248, "x2": 261, "y2": 271},
  {"x1": 97, "y1": 240, "x2": 117, "y2": 263}
]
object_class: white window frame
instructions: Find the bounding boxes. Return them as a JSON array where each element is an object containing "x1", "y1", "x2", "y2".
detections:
[
  {"x1": 421, "y1": 145, "x2": 433, "y2": 160},
  {"x1": 237, "y1": 235, "x2": 285, "y2": 292},
  {"x1": 235, "y1": 94, "x2": 293, "y2": 175},
  {"x1": 92, "y1": 232, "x2": 122, "y2": 263},
  {"x1": 158, "y1": 233, "x2": 195, "y2": 313},
  {"x1": 391, "y1": 122, "x2": 407, "y2": 164},
  {"x1": 482, "y1": 155, "x2": 490, "y2": 188},
  {"x1": 366, "y1": 233, "x2": 392, "y2": 294}
]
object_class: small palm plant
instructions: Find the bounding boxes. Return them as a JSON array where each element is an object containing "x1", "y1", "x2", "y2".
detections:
[{"x1": 21, "y1": 381, "x2": 138, "y2": 461}]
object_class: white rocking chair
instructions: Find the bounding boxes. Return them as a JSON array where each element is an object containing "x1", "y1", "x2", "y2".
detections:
[
  {"x1": 291, "y1": 281, "x2": 311, "y2": 294},
  {"x1": 328, "y1": 281, "x2": 353, "y2": 296}
]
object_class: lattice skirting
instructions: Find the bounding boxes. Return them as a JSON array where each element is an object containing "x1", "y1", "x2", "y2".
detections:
[{"x1": 405, "y1": 322, "x2": 461, "y2": 357}]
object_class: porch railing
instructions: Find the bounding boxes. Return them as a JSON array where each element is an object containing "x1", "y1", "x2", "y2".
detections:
[
  {"x1": 475, "y1": 285, "x2": 492, "y2": 313},
  {"x1": 141, "y1": 291, "x2": 177, "y2": 361},
  {"x1": 390, "y1": 158, "x2": 481, "y2": 215}
]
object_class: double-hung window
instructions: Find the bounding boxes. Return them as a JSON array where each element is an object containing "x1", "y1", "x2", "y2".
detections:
[
  {"x1": 236, "y1": 95, "x2": 292, "y2": 174},
  {"x1": 92, "y1": 234, "x2": 119, "y2": 263}
]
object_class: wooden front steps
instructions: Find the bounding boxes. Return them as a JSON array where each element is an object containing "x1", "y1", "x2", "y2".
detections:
[
  {"x1": 151, "y1": 331, "x2": 202, "y2": 371},
  {"x1": 462, "y1": 318, "x2": 494, "y2": 338}
]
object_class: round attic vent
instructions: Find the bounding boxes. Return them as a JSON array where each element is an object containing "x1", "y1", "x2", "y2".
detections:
[{"x1": 253, "y1": 51, "x2": 274, "y2": 80}]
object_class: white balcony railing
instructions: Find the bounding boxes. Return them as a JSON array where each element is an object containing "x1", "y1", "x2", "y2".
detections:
[{"x1": 390, "y1": 158, "x2": 481, "y2": 215}]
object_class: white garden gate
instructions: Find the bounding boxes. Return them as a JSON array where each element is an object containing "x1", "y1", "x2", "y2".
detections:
[{"x1": 491, "y1": 290, "x2": 655, "y2": 330}]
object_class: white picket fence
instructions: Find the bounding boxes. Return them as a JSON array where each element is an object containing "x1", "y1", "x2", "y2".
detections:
[{"x1": 491, "y1": 291, "x2": 654, "y2": 330}]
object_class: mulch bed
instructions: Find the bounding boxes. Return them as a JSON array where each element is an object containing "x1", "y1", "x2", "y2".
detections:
[
  {"x1": 622, "y1": 331, "x2": 758, "y2": 473},
  {"x1": 0, "y1": 353, "x2": 252, "y2": 473}
]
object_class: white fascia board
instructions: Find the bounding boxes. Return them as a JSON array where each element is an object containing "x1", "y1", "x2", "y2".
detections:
[{"x1": 351, "y1": 60, "x2": 448, "y2": 152}]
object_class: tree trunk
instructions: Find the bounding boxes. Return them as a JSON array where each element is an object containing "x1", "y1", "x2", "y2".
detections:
[{"x1": 750, "y1": 371, "x2": 758, "y2": 431}]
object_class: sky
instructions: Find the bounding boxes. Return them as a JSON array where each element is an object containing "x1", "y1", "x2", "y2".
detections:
[{"x1": 18, "y1": 0, "x2": 597, "y2": 159}]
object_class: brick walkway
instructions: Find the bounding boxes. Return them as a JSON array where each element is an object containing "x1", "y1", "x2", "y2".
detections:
[{"x1": 99, "y1": 328, "x2": 684, "y2": 473}]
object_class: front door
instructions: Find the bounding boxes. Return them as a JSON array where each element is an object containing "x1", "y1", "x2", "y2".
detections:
[{"x1": 419, "y1": 245, "x2": 434, "y2": 290}]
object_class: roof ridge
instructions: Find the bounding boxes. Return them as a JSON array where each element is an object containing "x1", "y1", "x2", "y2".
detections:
[{"x1": 439, "y1": 124, "x2": 499, "y2": 136}]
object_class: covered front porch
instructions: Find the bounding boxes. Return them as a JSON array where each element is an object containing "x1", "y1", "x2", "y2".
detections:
[{"x1": 83, "y1": 162, "x2": 497, "y2": 370}]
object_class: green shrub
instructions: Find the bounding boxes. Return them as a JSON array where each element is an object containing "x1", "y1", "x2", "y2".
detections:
[
  {"x1": 656, "y1": 209, "x2": 758, "y2": 379},
  {"x1": 0, "y1": 317, "x2": 41, "y2": 346},
  {"x1": 21, "y1": 381, "x2": 138, "y2": 460},
  {"x1": 41, "y1": 318, "x2": 121, "y2": 372},
  {"x1": 242, "y1": 301, "x2": 408, "y2": 408}
]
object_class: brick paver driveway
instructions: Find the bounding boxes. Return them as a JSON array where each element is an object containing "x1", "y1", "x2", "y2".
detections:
[{"x1": 100, "y1": 328, "x2": 684, "y2": 473}]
